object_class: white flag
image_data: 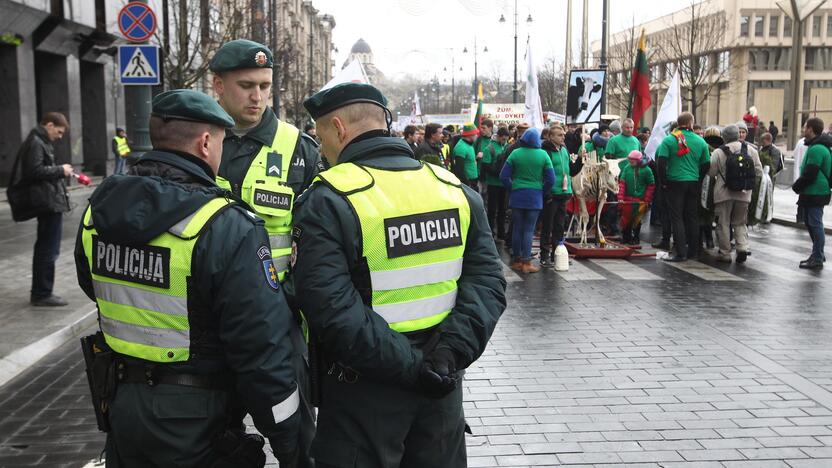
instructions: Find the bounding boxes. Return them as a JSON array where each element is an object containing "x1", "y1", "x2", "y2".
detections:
[
  {"x1": 644, "y1": 71, "x2": 682, "y2": 160},
  {"x1": 319, "y1": 60, "x2": 369, "y2": 91},
  {"x1": 524, "y1": 43, "x2": 545, "y2": 129},
  {"x1": 410, "y1": 91, "x2": 423, "y2": 124}
]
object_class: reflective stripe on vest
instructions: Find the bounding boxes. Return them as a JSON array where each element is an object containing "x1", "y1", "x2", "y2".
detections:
[
  {"x1": 81, "y1": 197, "x2": 233, "y2": 362},
  {"x1": 114, "y1": 136, "x2": 130, "y2": 157},
  {"x1": 317, "y1": 163, "x2": 470, "y2": 333},
  {"x1": 217, "y1": 122, "x2": 299, "y2": 282}
]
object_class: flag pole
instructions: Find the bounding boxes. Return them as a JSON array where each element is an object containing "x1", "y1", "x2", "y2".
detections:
[{"x1": 626, "y1": 29, "x2": 644, "y2": 119}]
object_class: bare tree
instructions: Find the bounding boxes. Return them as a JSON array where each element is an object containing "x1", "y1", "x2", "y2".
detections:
[
  {"x1": 603, "y1": 19, "x2": 644, "y2": 117},
  {"x1": 653, "y1": 1, "x2": 737, "y2": 118},
  {"x1": 537, "y1": 56, "x2": 566, "y2": 113},
  {"x1": 157, "y1": 0, "x2": 248, "y2": 90}
]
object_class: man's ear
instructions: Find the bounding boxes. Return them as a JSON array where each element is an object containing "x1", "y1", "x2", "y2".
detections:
[
  {"x1": 212, "y1": 74, "x2": 224, "y2": 96},
  {"x1": 198, "y1": 131, "x2": 212, "y2": 159},
  {"x1": 332, "y1": 116, "x2": 349, "y2": 143}
]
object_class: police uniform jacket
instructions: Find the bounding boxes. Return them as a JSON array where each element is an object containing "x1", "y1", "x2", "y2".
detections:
[
  {"x1": 219, "y1": 107, "x2": 323, "y2": 197},
  {"x1": 74, "y1": 150, "x2": 300, "y2": 453},
  {"x1": 292, "y1": 132, "x2": 507, "y2": 387}
]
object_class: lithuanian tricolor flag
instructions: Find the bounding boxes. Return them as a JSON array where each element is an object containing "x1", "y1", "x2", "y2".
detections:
[
  {"x1": 628, "y1": 29, "x2": 651, "y2": 128},
  {"x1": 474, "y1": 82, "x2": 484, "y2": 127}
]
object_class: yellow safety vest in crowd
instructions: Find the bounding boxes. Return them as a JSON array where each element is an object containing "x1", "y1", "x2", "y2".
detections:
[
  {"x1": 81, "y1": 198, "x2": 232, "y2": 362},
  {"x1": 114, "y1": 136, "x2": 130, "y2": 157},
  {"x1": 216, "y1": 123, "x2": 299, "y2": 282},
  {"x1": 317, "y1": 162, "x2": 470, "y2": 333}
]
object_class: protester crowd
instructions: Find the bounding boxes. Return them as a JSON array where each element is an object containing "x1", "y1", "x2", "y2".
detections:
[{"x1": 400, "y1": 109, "x2": 830, "y2": 272}]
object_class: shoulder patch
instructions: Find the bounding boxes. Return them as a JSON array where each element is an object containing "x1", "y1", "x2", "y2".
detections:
[
  {"x1": 257, "y1": 245, "x2": 271, "y2": 260},
  {"x1": 263, "y1": 259, "x2": 280, "y2": 290}
]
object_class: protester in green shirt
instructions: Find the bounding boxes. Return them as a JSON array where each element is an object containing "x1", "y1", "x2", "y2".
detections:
[
  {"x1": 474, "y1": 119, "x2": 494, "y2": 186},
  {"x1": 655, "y1": 112, "x2": 711, "y2": 261},
  {"x1": 483, "y1": 127, "x2": 510, "y2": 240},
  {"x1": 792, "y1": 117, "x2": 832, "y2": 269},
  {"x1": 500, "y1": 128, "x2": 555, "y2": 273},
  {"x1": 540, "y1": 125, "x2": 583, "y2": 266},
  {"x1": 453, "y1": 123, "x2": 480, "y2": 188},
  {"x1": 605, "y1": 118, "x2": 641, "y2": 160},
  {"x1": 617, "y1": 150, "x2": 655, "y2": 246}
]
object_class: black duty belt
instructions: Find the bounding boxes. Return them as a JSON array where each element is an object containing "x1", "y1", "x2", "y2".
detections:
[{"x1": 118, "y1": 361, "x2": 231, "y2": 391}]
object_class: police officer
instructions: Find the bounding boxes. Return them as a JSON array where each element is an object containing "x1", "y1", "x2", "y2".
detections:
[
  {"x1": 292, "y1": 83, "x2": 507, "y2": 468},
  {"x1": 209, "y1": 38, "x2": 318, "y2": 467},
  {"x1": 209, "y1": 39, "x2": 322, "y2": 282},
  {"x1": 74, "y1": 90, "x2": 301, "y2": 467}
]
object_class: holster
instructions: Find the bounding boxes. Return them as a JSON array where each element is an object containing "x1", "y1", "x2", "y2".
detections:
[{"x1": 80, "y1": 332, "x2": 117, "y2": 432}]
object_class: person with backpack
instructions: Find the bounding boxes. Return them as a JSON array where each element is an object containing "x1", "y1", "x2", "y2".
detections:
[
  {"x1": 792, "y1": 117, "x2": 832, "y2": 270},
  {"x1": 708, "y1": 124, "x2": 762, "y2": 263},
  {"x1": 483, "y1": 126, "x2": 510, "y2": 241}
]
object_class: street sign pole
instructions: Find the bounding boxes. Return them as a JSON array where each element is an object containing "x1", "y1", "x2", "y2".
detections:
[{"x1": 120, "y1": 1, "x2": 158, "y2": 155}]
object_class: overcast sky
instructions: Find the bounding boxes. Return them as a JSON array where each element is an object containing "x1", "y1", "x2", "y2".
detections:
[{"x1": 312, "y1": 0, "x2": 686, "y2": 82}]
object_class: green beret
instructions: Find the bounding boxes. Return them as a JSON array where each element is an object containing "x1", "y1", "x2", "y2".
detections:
[
  {"x1": 209, "y1": 39, "x2": 273, "y2": 73},
  {"x1": 152, "y1": 89, "x2": 235, "y2": 128},
  {"x1": 303, "y1": 83, "x2": 388, "y2": 120}
]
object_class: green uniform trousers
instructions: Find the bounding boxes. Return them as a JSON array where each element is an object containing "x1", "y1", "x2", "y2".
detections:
[
  {"x1": 311, "y1": 370, "x2": 467, "y2": 468},
  {"x1": 105, "y1": 383, "x2": 229, "y2": 467}
]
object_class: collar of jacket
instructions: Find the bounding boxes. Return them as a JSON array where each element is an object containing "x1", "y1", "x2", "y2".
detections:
[
  {"x1": 806, "y1": 133, "x2": 832, "y2": 148},
  {"x1": 33, "y1": 125, "x2": 53, "y2": 148},
  {"x1": 139, "y1": 150, "x2": 217, "y2": 186},
  {"x1": 541, "y1": 140, "x2": 563, "y2": 152},
  {"x1": 225, "y1": 106, "x2": 278, "y2": 146},
  {"x1": 337, "y1": 132, "x2": 418, "y2": 168}
]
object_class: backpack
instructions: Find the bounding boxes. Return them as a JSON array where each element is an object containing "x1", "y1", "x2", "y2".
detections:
[{"x1": 721, "y1": 142, "x2": 755, "y2": 191}]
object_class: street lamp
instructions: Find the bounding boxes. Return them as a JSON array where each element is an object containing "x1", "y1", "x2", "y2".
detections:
[
  {"x1": 463, "y1": 37, "x2": 488, "y2": 99},
  {"x1": 500, "y1": 1, "x2": 533, "y2": 102}
]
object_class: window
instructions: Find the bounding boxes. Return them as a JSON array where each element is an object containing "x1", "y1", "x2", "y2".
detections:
[
  {"x1": 718, "y1": 51, "x2": 730, "y2": 74},
  {"x1": 784, "y1": 16, "x2": 792, "y2": 36},
  {"x1": 813, "y1": 15, "x2": 822, "y2": 37},
  {"x1": 755, "y1": 15, "x2": 765, "y2": 37},
  {"x1": 828, "y1": 15, "x2": 832, "y2": 36},
  {"x1": 770, "y1": 15, "x2": 779, "y2": 36},
  {"x1": 740, "y1": 15, "x2": 749, "y2": 36},
  {"x1": 805, "y1": 47, "x2": 832, "y2": 70},
  {"x1": 700, "y1": 54, "x2": 710, "y2": 75},
  {"x1": 749, "y1": 48, "x2": 791, "y2": 71}
]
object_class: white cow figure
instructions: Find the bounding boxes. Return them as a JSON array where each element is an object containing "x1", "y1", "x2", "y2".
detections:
[{"x1": 572, "y1": 150, "x2": 619, "y2": 246}]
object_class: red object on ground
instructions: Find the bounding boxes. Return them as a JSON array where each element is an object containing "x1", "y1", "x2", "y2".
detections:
[{"x1": 564, "y1": 239, "x2": 635, "y2": 259}]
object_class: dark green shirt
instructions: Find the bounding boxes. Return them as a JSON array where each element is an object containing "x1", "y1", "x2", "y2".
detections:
[
  {"x1": 547, "y1": 145, "x2": 572, "y2": 195},
  {"x1": 655, "y1": 129, "x2": 710, "y2": 182},
  {"x1": 483, "y1": 140, "x2": 507, "y2": 186},
  {"x1": 800, "y1": 143, "x2": 832, "y2": 196},
  {"x1": 605, "y1": 134, "x2": 640, "y2": 160}
]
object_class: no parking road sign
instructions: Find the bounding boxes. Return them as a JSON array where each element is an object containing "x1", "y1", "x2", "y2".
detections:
[
  {"x1": 119, "y1": 45, "x2": 160, "y2": 85},
  {"x1": 118, "y1": 2, "x2": 157, "y2": 43}
]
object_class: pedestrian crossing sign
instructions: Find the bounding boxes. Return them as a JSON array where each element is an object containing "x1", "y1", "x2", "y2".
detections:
[{"x1": 119, "y1": 45, "x2": 160, "y2": 85}]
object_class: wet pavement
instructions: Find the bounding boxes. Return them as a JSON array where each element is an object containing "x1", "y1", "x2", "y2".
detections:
[{"x1": 1, "y1": 214, "x2": 831, "y2": 466}]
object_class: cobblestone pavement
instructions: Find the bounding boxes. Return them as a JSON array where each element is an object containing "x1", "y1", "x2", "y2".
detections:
[{"x1": 1, "y1": 223, "x2": 831, "y2": 467}]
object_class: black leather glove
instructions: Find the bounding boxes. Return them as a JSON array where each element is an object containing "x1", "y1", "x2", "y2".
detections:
[
  {"x1": 417, "y1": 347, "x2": 458, "y2": 399},
  {"x1": 275, "y1": 447, "x2": 299, "y2": 468},
  {"x1": 211, "y1": 430, "x2": 266, "y2": 468}
]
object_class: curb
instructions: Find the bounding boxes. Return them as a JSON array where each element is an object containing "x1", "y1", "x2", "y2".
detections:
[
  {"x1": 771, "y1": 216, "x2": 832, "y2": 235},
  {"x1": 0, "y1": 307, "x2": 97, "y2": 388}
]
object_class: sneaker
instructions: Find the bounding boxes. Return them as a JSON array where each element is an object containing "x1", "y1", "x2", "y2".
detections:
[
  {"x1": 715, "y1": 254, "x2": 733, "y2": 263},
  {"x1": 31, "y1": 295, "x2": 69, "y2": 307},
  {"x1": 651, "y1": 241, "x2": 670, "y2": 250},
  {"x1": 540, "y1": 258, "x2": 554, "y2": 268},
  {"x1": 736, "y1": 251, "x2": 748, "y2": 263},
  {"x1": 663, "y1": 255, "x2": 687, "y2": 263}
]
